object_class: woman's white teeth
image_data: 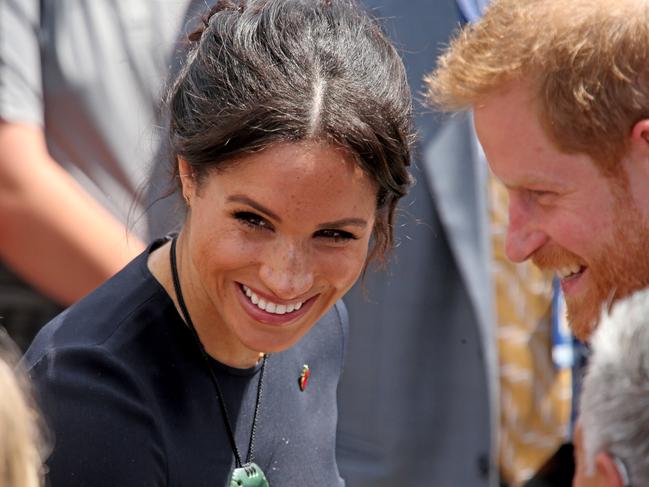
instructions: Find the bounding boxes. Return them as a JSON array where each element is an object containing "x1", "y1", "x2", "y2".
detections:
[{"x1": 242, "y1": 285, "x2": 304, "y2": 314}]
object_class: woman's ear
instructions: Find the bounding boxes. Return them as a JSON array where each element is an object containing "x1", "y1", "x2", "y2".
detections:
[
  {"x1": 594, "y1": 452, "x2": 625, "y2": 487},
  {"x1": 178, "y1": 157, "x2": 195, "y2": 207}
]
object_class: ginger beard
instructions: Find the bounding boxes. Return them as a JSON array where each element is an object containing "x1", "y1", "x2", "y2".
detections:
[{"x1": 532, "y1": 182, "x2": 649, "y2": 341}]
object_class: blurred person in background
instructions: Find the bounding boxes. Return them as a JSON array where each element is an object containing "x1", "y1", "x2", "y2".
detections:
[
  {"x1": 0, "y1": 0, "x2": 206, "y2": 349},
  {"x1": 0, "y1": 330, "x2": 44, "y2": 487},
  {"x1": 574, "y1": 288, "x2": 649, "y2": 487},
  {"x1": 23, "y1": 1, "x2": 414, "y2": 485},
  {"x1": 335, "y1": 2, "x2": 498, "y2": 484}
]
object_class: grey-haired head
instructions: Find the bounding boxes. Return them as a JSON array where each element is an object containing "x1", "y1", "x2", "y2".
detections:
[{"x1": 578, "y1": 287, "x2": 649, "y2": 486}]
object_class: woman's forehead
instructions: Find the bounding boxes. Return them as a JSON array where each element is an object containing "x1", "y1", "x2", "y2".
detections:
[{"x1": 197, "y1": 141, "x2": 377, "y2": 211}]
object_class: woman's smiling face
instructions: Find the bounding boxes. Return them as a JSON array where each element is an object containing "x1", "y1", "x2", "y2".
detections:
[{"x1": 178, "y1": 141, "x2": 377, "y2": 366}]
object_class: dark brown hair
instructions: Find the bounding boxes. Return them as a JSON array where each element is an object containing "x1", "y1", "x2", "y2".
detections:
[{"x1": 167, "y1": 0, "x2": 413, "y2": 261}]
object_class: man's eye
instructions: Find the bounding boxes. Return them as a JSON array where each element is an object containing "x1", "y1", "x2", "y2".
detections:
[
  {"x1": 529, "y1": 189, "x2": 556, "y2": 204},
  {"x1": 315, "y1": 229, "x2": 357, "y2": 242},
  {"x1": 234, "y1": 211, "x2": 272, "y2": 230}
]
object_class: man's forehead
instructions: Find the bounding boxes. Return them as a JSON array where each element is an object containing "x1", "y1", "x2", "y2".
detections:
[
  {"x1": 473, "y1": 85, "x2": 599, "y2": 190},
  {"x1": 473, "y1": 85, "x2": 544, "y2": 151}
]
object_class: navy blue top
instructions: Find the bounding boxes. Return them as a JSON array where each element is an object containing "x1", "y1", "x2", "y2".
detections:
[{"x1": 24, "y1": 238, "x2": 348, "y2": 487}]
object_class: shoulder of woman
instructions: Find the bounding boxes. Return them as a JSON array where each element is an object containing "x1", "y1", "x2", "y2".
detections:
[{"x1": 28, "y1": 344, "x2": 168, "y2": 487}]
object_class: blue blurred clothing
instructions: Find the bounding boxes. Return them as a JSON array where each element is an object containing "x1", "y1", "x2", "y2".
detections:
[{"x1": 456, "y1": 0, "x2": 490, "y2": 22}]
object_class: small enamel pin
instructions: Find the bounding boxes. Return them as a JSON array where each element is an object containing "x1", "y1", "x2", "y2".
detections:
[{"x1": 298, "y1": 364, "x2": 310, "y2": 391}]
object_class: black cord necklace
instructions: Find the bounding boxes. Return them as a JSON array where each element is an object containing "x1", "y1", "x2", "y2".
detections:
[{"x1": 169, "y1": 236, "x2": 270, "y2": 487}]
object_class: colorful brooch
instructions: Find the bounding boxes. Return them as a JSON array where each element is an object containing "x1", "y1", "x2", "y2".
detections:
[{"x1": 298, "y1": 364, "x2": 310, "y2": 391}]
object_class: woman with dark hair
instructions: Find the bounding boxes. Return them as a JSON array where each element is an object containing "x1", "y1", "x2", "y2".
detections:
[{"x1": 24, "y1": 1, "x2": 412, "y2": 486}]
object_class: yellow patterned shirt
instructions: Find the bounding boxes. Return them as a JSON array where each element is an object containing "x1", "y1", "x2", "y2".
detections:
[{"x1": 489, "y1": 173, "x2": 572, "y2": 486}]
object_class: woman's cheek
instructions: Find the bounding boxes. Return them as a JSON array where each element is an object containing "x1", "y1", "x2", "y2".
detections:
[
  {"x1": 198, "y1": 231, "x2": 267, "y2": 271},
  {"x1": 317, "y1": 244, "x2": 369, "y2": 286}
]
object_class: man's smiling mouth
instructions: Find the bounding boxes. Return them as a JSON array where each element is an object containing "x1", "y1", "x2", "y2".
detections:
[{"x1": 556, "y1": 264, "x2": 586, "y2": 281}]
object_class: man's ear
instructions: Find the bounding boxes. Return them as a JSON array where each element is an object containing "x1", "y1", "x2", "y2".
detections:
[
  {"x1": 630, "y1": 119, "x2": 649, "y2": 150},
  {"x1": 594, "y1": 452, "x2": 625, "y2": 487},
  {"x1": 627, "y1": 120, "x2": 649, "y2": 188}
]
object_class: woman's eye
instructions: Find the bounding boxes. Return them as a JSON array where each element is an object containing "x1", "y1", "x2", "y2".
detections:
[
  {"x1": 234, "y1": 211, "x2": 272, "y2": 231},
  {"x1": 315, "y1": 229, "x2": 357, "y2": 243}
]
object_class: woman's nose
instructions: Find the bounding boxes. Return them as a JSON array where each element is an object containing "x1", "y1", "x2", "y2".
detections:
[{"x1": 259, "y1": 243, "x2": 314, "y2": 299}]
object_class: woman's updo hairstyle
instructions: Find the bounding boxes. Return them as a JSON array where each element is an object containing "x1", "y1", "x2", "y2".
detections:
[{"x1": 168, "y1": 0, "x2": 413, "y2": 262}]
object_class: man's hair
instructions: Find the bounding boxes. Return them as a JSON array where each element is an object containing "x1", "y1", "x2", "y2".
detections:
[
  {"x1": 426, "y1": 0, "x2": 649, "y2": 168},
  {"x1": 580, "y1": 288, "x2": 649, "y2": 484}
]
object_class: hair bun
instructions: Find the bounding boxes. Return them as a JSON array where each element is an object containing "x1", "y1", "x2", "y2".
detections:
[{"x1": 188, "y1": 1, "x2": 247, "y2": 43}]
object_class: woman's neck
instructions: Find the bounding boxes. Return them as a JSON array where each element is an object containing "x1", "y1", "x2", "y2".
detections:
[{"x1": 146, "y1": 236, "x2": 262, "y2": 369}]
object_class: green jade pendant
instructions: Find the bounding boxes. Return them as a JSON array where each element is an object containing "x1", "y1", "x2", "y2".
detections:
[{"x1": 228, "y1": 463, "x2": 270, "y2": 487}]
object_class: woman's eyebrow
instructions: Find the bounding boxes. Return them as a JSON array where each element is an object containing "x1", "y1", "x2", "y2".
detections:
[
  {"x1": 228, "y1": 194, "x2": 368, "y2": 229},
  {"x1": 317, "y1": 218, "x2": 368, "y2": 229},
  {"x1": 227, "y1": 194, "x2": 281, "y2": 222}
]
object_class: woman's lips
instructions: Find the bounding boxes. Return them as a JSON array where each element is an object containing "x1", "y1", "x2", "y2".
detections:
[{"x1": 235, "y1": 283, "x2": 317, "y2": 325}]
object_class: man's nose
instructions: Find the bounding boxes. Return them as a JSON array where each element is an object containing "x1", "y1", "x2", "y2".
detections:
[
  {"x1": 259, "y1": 242, "x2": 314, "y2": 300},
  {"x1": 505, "y1": 195, "x2": 548, "y2": 262}
]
